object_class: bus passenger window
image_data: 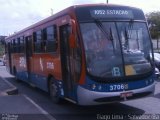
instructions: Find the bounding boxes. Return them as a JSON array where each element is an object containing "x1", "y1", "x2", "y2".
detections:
[
  {"x1": 11, "y1": 40, "x2": 14, "y2": 53},
  {"x1": 12, "y1": 39, "x2": 16, "y2": 53},
  {"x1": 34, "y1": 30, "x2": 45, "y2": 53},
  {"x1": 13, "y1": 39, "x2": 19, "y2": 53},
  {"x1": 19, "y1": 37, "x2": 24, "y2": 53},
  {"x1": 46, "y1": 25, "x2": 57, "y2": 53}
]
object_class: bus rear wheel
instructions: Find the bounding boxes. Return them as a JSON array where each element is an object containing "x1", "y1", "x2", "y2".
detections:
[{"x1": 49, "y1": 78, "x2": 61, "y2": 104}]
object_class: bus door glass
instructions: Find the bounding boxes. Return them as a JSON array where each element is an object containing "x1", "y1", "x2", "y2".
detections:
[
  {"x1": 7, "y1": 42, "x2": 12, "y2": 73},
  {"x1": 59, "y1": 24, "x2": 75, "y2": 98},
  {"x1": 25, "y1": 36, "x2": 32, "y2": 78}
]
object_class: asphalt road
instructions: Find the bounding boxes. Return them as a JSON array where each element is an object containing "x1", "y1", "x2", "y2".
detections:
[{"x1": 1, "y1": 66, "x2": 160, "y2": 120}]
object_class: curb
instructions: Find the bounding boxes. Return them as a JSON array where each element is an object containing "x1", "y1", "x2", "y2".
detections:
[
  {"x1": 6, "y1": 87, "x2": 18, "y2": 95},
  {"x1": 0, "y1": 77, "x2": 19, "y2": 95}
]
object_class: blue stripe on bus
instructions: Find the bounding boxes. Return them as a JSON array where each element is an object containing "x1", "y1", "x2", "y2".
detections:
[
  {"x1": 16, "y1": 71, "x2": 78, "y2": 101},
  {"x1": 30, "y1": 73, "x2": 48, "y2": 92},
  {"x1": 82, "y1": 75, "x2": 154, "y2": 92},
  {"x1": 16, "y1": 71, "x2": 48, "y2": 92},
  {"x1": 17, "y1": 71, "x2": 29, "y2": 82}
]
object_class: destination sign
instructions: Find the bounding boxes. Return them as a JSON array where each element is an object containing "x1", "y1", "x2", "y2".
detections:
[{"x1": 90, "y1": 9, "x2": 134, "y2": 19}]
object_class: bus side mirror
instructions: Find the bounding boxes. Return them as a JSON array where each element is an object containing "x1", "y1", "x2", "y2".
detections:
[{"x1": 69, "y1": 19, "x2": 76, "y2": 48}]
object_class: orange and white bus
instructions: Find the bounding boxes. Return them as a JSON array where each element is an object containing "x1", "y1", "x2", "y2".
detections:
[{"x1": 5, "y1": 4, "x2": 155, "y2": 105}]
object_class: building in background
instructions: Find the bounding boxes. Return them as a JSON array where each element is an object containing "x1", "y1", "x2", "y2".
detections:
[
  {"x1": 0, "y1": 36, "x2": 7, "y2": 57},
  {"x1": 0, "y1": 36, "x2": 6, "y2": 44}
]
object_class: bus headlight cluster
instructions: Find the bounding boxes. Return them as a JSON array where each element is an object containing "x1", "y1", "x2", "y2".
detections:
[
  {"x1": 58, "y1": 81, "x2": 62, "y2": 88},
  {"x1": 150, "y1": 79, "x2": 153, "y2": 83},
  {"x1": 145, "y1": 79, "x2": 154, "y2": 85},
  {"x1": 91, "y1": 84, "x2": 102, "y2": 91},
  {"x1": 145, "y1": 80, "x2": 149, "y2": 85},
  {"x1": 92, "y1": 84, "x2": 96, "y2": 90},
  {"x1": 98, "y1": 85, "x2": 102, "y2": 90}
]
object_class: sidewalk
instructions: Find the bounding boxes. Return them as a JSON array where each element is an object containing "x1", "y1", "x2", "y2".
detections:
[
  {"x1": 0, "y1": 66, "x2": 56, "y2": 120},
  {"x1": 0, "y1": 66, "x2": 18, "y2": 95},
  {"x1": 0, "y1": 76, "x2": 18, "y2": 95}
]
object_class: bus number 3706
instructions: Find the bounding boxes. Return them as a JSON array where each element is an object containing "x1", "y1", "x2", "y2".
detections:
[{"x1": 109, "y1": 84, "x2": 128, "y2": 91}]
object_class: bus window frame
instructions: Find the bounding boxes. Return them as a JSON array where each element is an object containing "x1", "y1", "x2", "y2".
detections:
[
  {"x1": 45, "y1": 25, "x2": 58, "y2": 53},
  {"x1": 33, "y1": 25, "x2": 58, "y2": 54}
]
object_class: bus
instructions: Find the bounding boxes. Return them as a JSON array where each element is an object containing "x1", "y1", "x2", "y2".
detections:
[{"x1": 5, "y1": 4, "x2": 155, "y2": 105}]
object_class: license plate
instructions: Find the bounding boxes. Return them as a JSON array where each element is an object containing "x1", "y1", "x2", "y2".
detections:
[{"x1": 120, "y1": 92, "x2": 133, "y2": 98}]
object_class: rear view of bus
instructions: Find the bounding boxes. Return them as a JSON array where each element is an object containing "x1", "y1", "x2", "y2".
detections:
[{"x1": 75, "y1": 4, "x2": 155, "y2": 105}]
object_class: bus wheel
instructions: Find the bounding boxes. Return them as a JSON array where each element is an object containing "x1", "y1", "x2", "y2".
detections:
[{"x1": 49, "y1": 78, "x2": 61, "y2": 103}]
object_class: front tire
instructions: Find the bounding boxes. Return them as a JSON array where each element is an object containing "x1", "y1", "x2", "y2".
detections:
[{"x1": 49, "y1": 77, "x2": 61, "y2": 103}]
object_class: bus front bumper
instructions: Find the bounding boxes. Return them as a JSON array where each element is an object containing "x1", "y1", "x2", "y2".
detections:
[{"x1": 77, "y1": 83, "x2": 155, "y2": 105}]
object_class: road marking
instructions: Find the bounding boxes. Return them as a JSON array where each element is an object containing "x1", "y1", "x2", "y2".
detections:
[
  {"x1": 23, "y1": 95, "x2": 56, "y2": 120},
  {"x1": 0, "y1": 77, "x2": 15, "y2": 88}
]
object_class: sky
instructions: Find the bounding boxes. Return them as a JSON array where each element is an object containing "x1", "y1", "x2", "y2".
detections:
[{"x1": 0, "y1": 0, "x2": 160, "y2": 36}]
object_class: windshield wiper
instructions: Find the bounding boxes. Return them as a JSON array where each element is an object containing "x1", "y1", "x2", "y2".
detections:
[
  {"x1": 128, "y1": 20, "x2": 134, "y2": 39},
  {"x1": 124, "y1": 27, "x2": 129, "y2": 51},
  {"x1": 94, "y1": 19, "x2": 109, "y2": 38},
  {"x1": 109, "y1": 27, "x2": 115, "y2": 51},
  {"x1": 136, "y1": 30, "x2": 140, "y2": 50},
  {"x1": 123, "y1": 20, "x2": 134, "y2": 52},
  {"x1": 94, "y1": 19, "x2": 115, "y2": 51}
]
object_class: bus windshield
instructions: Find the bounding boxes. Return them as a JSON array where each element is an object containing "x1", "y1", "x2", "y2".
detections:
[{"x1": 80, "y1": 22, "x2": 153, "y2": 79}]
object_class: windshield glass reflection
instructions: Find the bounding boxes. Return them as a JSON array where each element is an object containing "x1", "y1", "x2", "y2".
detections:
[{"x1": 80, "y1": 22, "x2": 152, "y2": 79}]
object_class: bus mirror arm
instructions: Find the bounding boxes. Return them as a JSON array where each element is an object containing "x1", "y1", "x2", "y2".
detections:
[{"x1": 69, "y1": 19, "x2": 77, "y2": 48}]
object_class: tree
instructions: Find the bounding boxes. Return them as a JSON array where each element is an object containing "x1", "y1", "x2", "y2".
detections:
[
  {"x1": 146, "y1": 11, "x2": 160, "y2": 52},
  {"x1": 146, "y1": 11, "x2": 160, "y2": 39}
]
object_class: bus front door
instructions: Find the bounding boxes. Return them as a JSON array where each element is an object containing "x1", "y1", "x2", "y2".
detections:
[
  {"x1": 25, "y1": 36, "x2": 32, "y2": 80},
  {"x1": 7, "y1": 43, "x2": 12, "y2": 73},
  {"x1": 60, "y1": 24, "x2": 75, "y2": 100}
]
